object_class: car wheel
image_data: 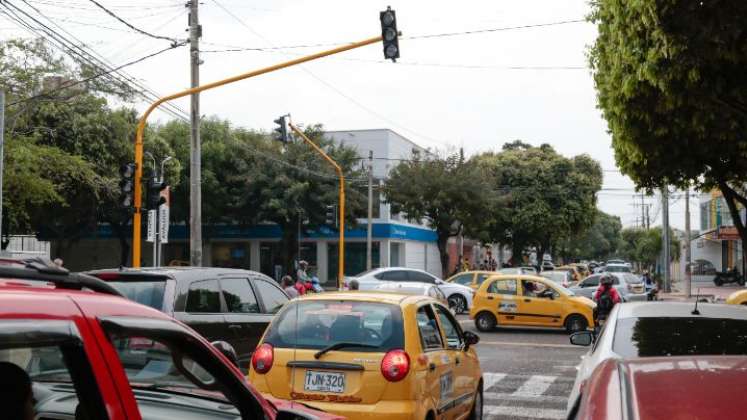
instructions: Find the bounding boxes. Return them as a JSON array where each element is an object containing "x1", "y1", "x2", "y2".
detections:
[
  {"x1": 468, "y1": 385, "x2": 483, "y2": 420},
  {"x1": 475, "y1": 312, "x2": 496, "y2": 332},
  {"x1": 448, "y1": 294, "x2": 468, "y2": 314},
  {"x1": 565, "y1": 314, "x2": 588, "y2": 333},
  {"x1": 714, "y1": 277, "x2": 723, "y2": 286}
]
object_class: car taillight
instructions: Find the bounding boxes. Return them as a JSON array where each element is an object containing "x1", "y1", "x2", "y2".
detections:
[
  {"x1": 252, "y1": 343, "x2": 274, "y2": 374},
  {"x1": 381, "y1": 349, "x2": 410, "y2": 382}
]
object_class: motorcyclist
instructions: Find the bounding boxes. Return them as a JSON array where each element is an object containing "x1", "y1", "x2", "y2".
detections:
[{"x1": 594, "y1": 274, "x2": 621, "y2": 323}]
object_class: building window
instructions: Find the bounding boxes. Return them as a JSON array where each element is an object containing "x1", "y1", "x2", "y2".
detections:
[{"x1": 327, "y1": 242, "x2": 381, "y2": 283}]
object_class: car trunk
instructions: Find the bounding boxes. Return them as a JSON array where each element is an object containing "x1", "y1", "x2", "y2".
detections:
[{"x1": 264, "y1": 348, "x2": 389, "y2": 404}]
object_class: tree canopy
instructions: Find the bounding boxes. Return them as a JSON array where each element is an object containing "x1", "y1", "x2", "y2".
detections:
[{"x1": 590, "y1": 0, "x2": 747, "y2": 243}]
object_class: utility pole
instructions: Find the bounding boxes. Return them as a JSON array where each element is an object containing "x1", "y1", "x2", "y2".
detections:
[
  {"x1": 641, "y1": 192, "x2": 645, "y2": 229},
  {"x1": 188, "y1": 0, "x2": 202, "y2": 266},
  {"x1": 366, "y1": 151, "x2": 374, "y2": 271},
  {"x1": 0, "y1": 91, "x2": 5, "y2": 249},
  {"x1": 662, "y1": 187, "x2": 671, "y2": 292},
  {"x1": 685, "y1": 188, "x2": 692, "y2": 298},
  {"x1": 645, "y1": 204, "x2": 650, "y2": 229}
]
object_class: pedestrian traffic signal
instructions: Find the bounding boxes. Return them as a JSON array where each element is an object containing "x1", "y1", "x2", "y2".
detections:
[
  {"x1": 120, "y1": 163, "x2": 136, "y2": 209},
  {"x1": 325, "y1": 205, "x2": 337, "y2": 226},
  {"x1": 380, "y1": 6, "x2": 399, "y2": 62},
  {"x1": 146, "y1": 178, "x2": 168, "y2": 211},
  {"x1": 273, "y1": 115, "x2": 289, "y2": 143}
]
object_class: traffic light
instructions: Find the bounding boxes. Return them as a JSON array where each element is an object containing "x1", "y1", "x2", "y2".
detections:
[
  {"x1": 325, "y1": 205, "x2": 337, "y2": 227},
  {"x1": 146, "y1": 178, "x2": 168, "y2": 211},
  {"x1": 120, "y1": 163, "x2": 136, "y2": 209},
  {"x1": 273, "y1": 115, "x2": 289, "y2": 143},
  {"x1": 380, "y1": 6, "x2": 399, "y2": 62}
]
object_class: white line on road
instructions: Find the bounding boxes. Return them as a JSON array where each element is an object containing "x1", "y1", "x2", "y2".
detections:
[
  {"x1": 484, "y1": 404, "x2": 566, "y2": 419},
  {"x1": 479, "y1": 341, "x2": 577, "y2": 349},
  {"x1": 482, "y1": 372, "x2": 507, "y2": 390},
  {"x1": 512, "y1": 375, "x2": 556, "y2": 397},
  {"x1": 483, "y1": 391, "x2": 567, "y2": 404}
]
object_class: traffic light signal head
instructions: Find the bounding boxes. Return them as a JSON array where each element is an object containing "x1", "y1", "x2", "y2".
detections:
[
  {"x1": 146, "y1": 178, "x2": 168, "y2": 210},
  {"x1": 325, "y1": 205, "x2": 337, "y2": 226},
  {"x1": 380, "y1": 6, "x2": 399, "y2": 62},
  {"x1": 119, "y1": 163, "x2": 136, "y2": 209},
  {"x1": 273, "y1": 115, "x2": 289, "y2": 143}
]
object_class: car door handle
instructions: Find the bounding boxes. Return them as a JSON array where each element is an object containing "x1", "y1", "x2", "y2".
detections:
[
  {"x1": 455, "y1": 357, "x2": 461, "y2": 365},
  {"x1": 524, "y1": 299, "x2": 531, "y2": 302},
  {"x1": 228, "y1": 324, "x2": 242, "y2": 329},
  {"x1": 487, "y1": 296, "x2": 494, "y2": 300},
  {"x1": 429, "y1": 363, "x2": 437, "y2": 372}
]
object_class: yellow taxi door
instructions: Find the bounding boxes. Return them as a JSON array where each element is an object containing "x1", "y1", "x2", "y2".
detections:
[
  {"x1": 415, "y1": 304, "x2": 455, "y2": 419},
  {"x1": 516, "y1": 279, "x2": 564, "y2": 327},
  {"x1": 434, "y1": 304, "x2": 479, "y2": 420},
  {"x1": 486, "y1": 278, "x2": 520, "y2": 325}
]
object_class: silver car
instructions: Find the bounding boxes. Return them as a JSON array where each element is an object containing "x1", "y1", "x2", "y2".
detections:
[
  {"x1": 569, "y1": 272, "x2": 646, "y2": 302},
  {"x1": 566, "y1": 302, "x2": 747, "y2": 413}
]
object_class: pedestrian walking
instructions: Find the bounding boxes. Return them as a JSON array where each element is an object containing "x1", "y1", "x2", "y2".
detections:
[{"x1": 281, "y1": 275, "x2": 299, "y2": 298}]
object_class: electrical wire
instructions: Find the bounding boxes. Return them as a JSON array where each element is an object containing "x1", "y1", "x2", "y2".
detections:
[
  {"x1": 7, "y1": 42, "x2": 188, "y2": 106},
  {"x1": 2, "y1": 0, "x2": 189, "y2": 121},
  {"x1": 85, "y1": 0, "x2": 182, "y2": 45}
]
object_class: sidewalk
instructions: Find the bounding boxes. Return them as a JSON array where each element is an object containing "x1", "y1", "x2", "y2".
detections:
[{"x1": 659, "y1": 282, "x2": 744, "y2": 303}]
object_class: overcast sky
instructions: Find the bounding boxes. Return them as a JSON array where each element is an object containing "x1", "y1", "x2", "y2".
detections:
[{"x1": 1, "y1": 0, "x2": 698, "y2": 230}]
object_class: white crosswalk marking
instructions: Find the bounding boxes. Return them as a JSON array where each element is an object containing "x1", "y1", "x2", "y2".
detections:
[
  {"x1": 482, "y1": 372, "x2": 507, "y2": 390},
  {"x1": 484, "y1": 405, "x2": 566, "y2": 419},
  {"x1": 512, "y1": 374, "x2": 556, "y2": 397},
  {"x1": 483, "y1": 392, "x2": 567, "y2": 404}
]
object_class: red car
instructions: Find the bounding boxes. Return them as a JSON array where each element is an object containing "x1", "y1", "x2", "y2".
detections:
[
  {"x1": 569, "y1": 355, "x2": 747, "y2": 420},
  {"x1": 0, "y1": 259, "x2": 342, "y2": 420}
]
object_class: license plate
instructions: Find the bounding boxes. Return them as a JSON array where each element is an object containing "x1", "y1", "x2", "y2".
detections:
[{"x1": 304, "y1": 370, "x2": 346, "y2": 393}]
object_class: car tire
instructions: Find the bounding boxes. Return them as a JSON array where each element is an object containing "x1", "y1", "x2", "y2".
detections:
[
  {"x1": 739, "y1": 278, "x2": 746, "y2": 286},
  {"x1": 565, "y1": 314, "x2": 588, "y2": 333},
  {"x1": 475, "y1": 312, "x2": 496, "y2": 332},
  {"x1": 714, "y1": 277, "x2": 723, "y2": 286},
  {"x1": 468, "y1": 384, "x2": 483, "y2": 420},
  {"x1": 448, "y1": 294, "x2": 468, "y2": 314}
]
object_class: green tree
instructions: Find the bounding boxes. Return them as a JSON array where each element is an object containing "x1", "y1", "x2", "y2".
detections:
[
  {"x1": 559, "y1": 210, "x2": 623, "y2": 261},
  {"x1": 589, "y1": 1, "x2": 747, "y2": 246},
  {"x1": 383, "y1": 151, "x2": 496, "y2": 278},
  {"x1": 619, "y1": 227, "x2": 681, "y2": 268},
  {"x1": 475, "y1": 144, "x2": 603, "y2": 263}
]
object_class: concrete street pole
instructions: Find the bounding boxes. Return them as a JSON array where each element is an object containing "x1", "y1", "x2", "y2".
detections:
[
  {"x1": 366, "y1": 151, "x2": 373, "y2": 271},
  {"x1": 685, "y1": 188, "x2": 692, "y2": 298},
  {"x1": 189, "y1": 0, "x2": 202, "y2": 266}
]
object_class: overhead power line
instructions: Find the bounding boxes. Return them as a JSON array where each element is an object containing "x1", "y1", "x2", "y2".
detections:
[
  {"x1": 86, "y1": 0, "x2": 182, "y2": 45},
  {"x1": 406, "y1": 19, "x2": 586, "y2": 40}
]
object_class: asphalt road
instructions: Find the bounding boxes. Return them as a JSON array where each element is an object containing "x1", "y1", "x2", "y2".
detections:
[{"x1": 457, "y1": 315, "x2": 586, "y2": 420}]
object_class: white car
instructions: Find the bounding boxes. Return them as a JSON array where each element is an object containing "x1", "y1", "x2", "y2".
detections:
[
  {"x1": 345, "y1": 267, "x2": 474, "y2": 314},
  {"x1": 372, "y1": 281, "x2": 448, "y2": 305},
  {"x1": 566, "y1": 301, "x2": 747, "y2": 413}
]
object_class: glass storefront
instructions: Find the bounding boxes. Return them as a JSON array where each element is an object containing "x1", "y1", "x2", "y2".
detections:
[{"x1": 327, "y1": 242, "x2": 380, "y2": 283}]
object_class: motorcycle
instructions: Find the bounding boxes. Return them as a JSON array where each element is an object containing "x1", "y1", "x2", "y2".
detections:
[{"x1": 713, "y1": 270, "x2": 745, "y2": 286}]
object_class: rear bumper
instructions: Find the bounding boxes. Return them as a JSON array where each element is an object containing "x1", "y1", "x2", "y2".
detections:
[{"x1": 261, "y1": 394, "x2": 425, "y2": 420}]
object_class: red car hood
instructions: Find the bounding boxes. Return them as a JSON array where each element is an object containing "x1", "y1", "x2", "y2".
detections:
[{"x1": 266, "y1": 396, "x2": 346, "y2": 420}]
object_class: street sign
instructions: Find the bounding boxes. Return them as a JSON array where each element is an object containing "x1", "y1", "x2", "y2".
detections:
[
  {"x1": 159, "y1": 203, "x2": 169, "y2": 243},
  {"x1": 146, "y1": 210, "x2": 156, "y2": 243}
]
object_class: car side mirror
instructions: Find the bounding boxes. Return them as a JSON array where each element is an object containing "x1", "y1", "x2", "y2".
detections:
[
  {"x1": 463, "y1": 331, "x2": 480, "y2": 350},
  {"x1": 569, "y1": 331, "x2": 593, "y2": 347},
  {"x1": 211, "y1": 340, "x2": 238, "y2": 367}
]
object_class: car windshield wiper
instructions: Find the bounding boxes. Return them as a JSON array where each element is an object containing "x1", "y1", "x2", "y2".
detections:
[{"x1": 314, "y1": 342, "x2": 378, "y2": 359}]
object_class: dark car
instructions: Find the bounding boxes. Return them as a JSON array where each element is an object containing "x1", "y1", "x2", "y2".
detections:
[
  {"x1": 569, "y1": 356, "x2": 747, "y2": 420},
  {"x1": 89, "y1": 267, "x2": 290, "y2": 369},
  {"x1": 686, "y1": 259, "x2": 717, "y2": 275},
  {"x1": 0, "y1": 259, "x2": 338, "y2": 420}
]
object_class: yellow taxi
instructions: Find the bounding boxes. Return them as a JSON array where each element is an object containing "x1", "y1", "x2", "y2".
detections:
[
  {"x1": 469, "y1": 274, "x2": 595, "y2": 333},
  {"x1": 446, "y1": 270, "x2": 497, "y2": 290},
  {"x1": 249, "y1": 291, "x2": 484, "y2": 420},
  {"x1": 726, "y1": 289, "x2": 747, "y2": 305}
]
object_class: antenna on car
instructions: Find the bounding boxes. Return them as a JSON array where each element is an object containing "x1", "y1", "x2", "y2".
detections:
[{"x1": 692, "y1": 288, "x2": 701, "y2": 315}]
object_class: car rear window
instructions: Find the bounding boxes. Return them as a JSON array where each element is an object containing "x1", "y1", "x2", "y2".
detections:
[
  {"x1": 107, "y1": 279, "x2": 166, "y2": 311},
  {"x1": 623, "y1": 274, "x2": 642, "y2": 284},
  {"x1": 613, "y1": 317, "x2": 747, "y2": 357},
  {"x1": 264, "y1": 300, "x2": 404, "y2": 352},
  {"x1": 606, "y1": 265, "x2": 630, "y2": 273}
]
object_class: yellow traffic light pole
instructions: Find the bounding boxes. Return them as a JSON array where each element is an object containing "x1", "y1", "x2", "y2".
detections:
[
  {"x1": 131, "y1": 35, "x2": 383, "y2": 268},
  {"x1": 287, "y1": 122, "x2": 346, "y2": 290}
]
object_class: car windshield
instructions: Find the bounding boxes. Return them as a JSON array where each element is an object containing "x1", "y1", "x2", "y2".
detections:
[
  {"x1": 605, "y1": 265, "x2": 630, "y2": 273},
  {"x1": 500, "y1": 268, "x2": 520, "y2": 274},
  {"x1": 264, "y1": 300, "x2": 405, "y2": 351},
  {"x1": 623, "y1": 273, "x2": 642, "y2": 284},
  {"x1": 541, "y1": 272, "x2": 567, "y2": 283},
  {"x1": 613, "y1": 317, "x2": 747, "y2": 358},
  {"x1": 106, "y1": 279, "x2": 166, "y2": 310}
]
